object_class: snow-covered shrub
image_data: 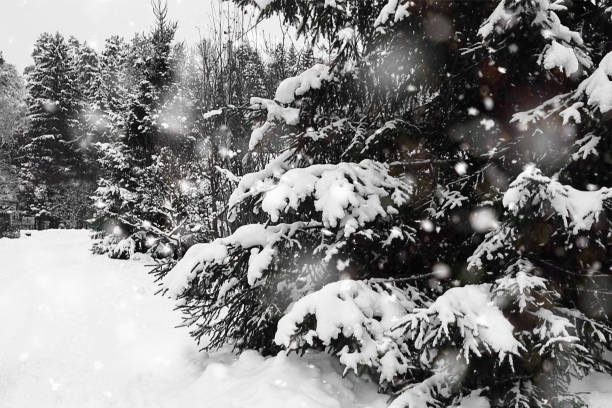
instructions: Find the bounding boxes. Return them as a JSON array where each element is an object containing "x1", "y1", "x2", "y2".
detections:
[
  {"x1": 108, "y1": 237, "x2": 136, "y2": 260},
  {"x1": 90, "y1": 232, "x2": 122, "y2": 255}
]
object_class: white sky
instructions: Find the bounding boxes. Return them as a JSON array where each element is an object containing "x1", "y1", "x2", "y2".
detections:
[{"x1": 1, "y1": 0, "x2": 283, "y2": 72}]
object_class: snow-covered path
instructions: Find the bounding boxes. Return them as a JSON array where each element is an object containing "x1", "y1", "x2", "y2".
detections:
[
  {"x1": 0, "y1": 230, "x2": 386, "y2": 408},
  {"x1": 0, "y1": 230, "x2": 201, "y2": 407}
]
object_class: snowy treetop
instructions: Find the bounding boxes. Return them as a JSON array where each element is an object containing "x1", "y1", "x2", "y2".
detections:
[{"x1": 573, "y1": 51, "x2": 612, "y2": 114}]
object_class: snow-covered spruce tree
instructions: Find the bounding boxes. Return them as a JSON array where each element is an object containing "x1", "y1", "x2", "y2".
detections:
[
  {"x1": 162, "y1": 0, "x2": 484, "y2": 378},
  {"x1": 18, "y1": 32, "x2": 96, "y2": 226},
  {"x1": 159, "y1": 1, "x2": 611, "y2": 406},
  {"x1": 92, "y1": 1, "x2": 199, "y2": 256},
  {"x1": 91, "y1": 36, "x2": 131, "y2": 138},
  {"x1": 465, "y1": 1, "x2": 612, "y2": 404}
]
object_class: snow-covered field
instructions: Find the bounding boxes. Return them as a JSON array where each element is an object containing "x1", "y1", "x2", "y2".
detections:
[
  {"x1": 0, "y1": 229, "x2": 610, "y2": 408},
  {"x1": 0, "y1": 230, "x2": 385, "y2": 408}
]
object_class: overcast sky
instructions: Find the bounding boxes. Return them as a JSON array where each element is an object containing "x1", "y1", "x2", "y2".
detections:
[{"x1": 1, "y1": 0, "x2": 282, "y2": 72}]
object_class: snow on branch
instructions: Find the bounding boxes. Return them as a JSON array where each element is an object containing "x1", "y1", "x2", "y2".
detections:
[
  {"x1": 511, "y1": 93, "x2": 569, "y2": 125},
  {"x1": 515, "y1": 52, "x2": 612, "y2": 130},
  {"x1": 532, "y1": 308, "x2": 583, "y2": 355},
  {"x1": 503, "y1": 166, "x2": 612, "y2": 234},
  {"x1": 571, "y1": 51, "x2": 612, "y2": 114},
  {"x1": 214, "y1": 166, "x2": 241, "y2": 183},
  {"x1": 494, "y1": 260, "x2": 548, "y2": 313},
  {"x1": 274, "y1": 64, "x2": 333, "y2": 104},
  {"x1": 374, "y1": 0, "x2": 413, "y2": 28},
  {"x1": 556, "y1": 307, "x2": 612, "y2": 344},
  {"x1": 248, "y1": 64, "x2": 334, "y2": 150},
  {"x1": 388, "y1": 370, "x2": 452, "y2": 408},
  {"x1": 95, "y1": 183, "x2": 138, "y2": 204},
  {"x1": 492, "y1": 260, "x2": 585, "y2": 354},
  {"x1": 228, "y1": 157, "x2": 413, "y2": 236},
  {"x1": 393, "y1": 284, "x2": 522, "y2": 363},
  {"x1": 429, "y1": 186, "x2": 468, "y2": 219},
  {"x1": 164, "y1": 221, "x2": 319, "y2": 297},
  {"x1": 274, "y1": 279, "x2": 422, "y2": 382},
  {"x1": 467, "y1": 223, "x2": 514, "y2": 270},
  {"x1": 248, "y1": 97, "x2": 300, "y2": 150},
  {"x1": 479, "y1": 0, "x2": 591, "y2": 75},
  {"x1": 571, "y1": 133, "x2": 600, "y2": 161}
]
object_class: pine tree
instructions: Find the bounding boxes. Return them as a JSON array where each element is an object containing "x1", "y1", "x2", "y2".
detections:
[
  {"x1": 158, "y1": 1, "x2": 612, "y2": 407},
  {"x1": 92, "y1": 1, "x2": 206, "y2": 257},
  {"x1": 19, "y1": 32, "x2": 94, "y2": 226}
]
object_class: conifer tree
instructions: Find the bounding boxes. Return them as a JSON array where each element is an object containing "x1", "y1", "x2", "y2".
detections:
[
  {"x1": 159, "y1": 1, "x2": 612, "y2": 407},
  {"x1": 92, "y1": 1, "x2": 201, "y2": 255},
  {"x1": 19, "y1": 32, "x2": 92, "y2": 225}
]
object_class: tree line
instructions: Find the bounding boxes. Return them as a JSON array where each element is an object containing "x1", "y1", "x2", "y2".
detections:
[{"x1": 1, "y1": 1, "x2": 312, "y2": 246}]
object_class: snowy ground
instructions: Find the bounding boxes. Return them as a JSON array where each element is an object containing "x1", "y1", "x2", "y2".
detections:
[
  {"x1": 0, "y1": 230, "x2": 385, "y2": 408},
  {"x1": 0, "y1": 230, "x2": 610, "y2": 408}
]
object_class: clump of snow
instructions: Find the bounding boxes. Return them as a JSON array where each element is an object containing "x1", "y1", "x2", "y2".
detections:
[
  {"x1": 202, "y1": 108, "x2": 223, "y2": 119},
  {"x1": 493, "y1": 260, "x2": 547, "y2": 313},
  {"x1": 388, "y1": 371, "x2": 453, "y2": 408},
  {"x1": 177, "y1": 350, "x2": 386, "y2": 408},
  {"x1": 560, "y1": 101, "x2": 583, "y2": 124},
  {"x1": 374, "y1": 0, "x2": 413, "y2": 27},
  {"x1": 542, "y1": 40, "x2": 579, "y2": 74},
  {"x1": 275, "y1": 280, "x2": 419, "y2": 382},
  {"x1": 573, "y1": 51, "x2": 612, "y2": 113},
  {"x1": 277, "y1": 280, "x2": 521, "y2": 388},
  {"x1": 478, "y1": 0, "x2": 514, "y2": 39},
  {"x1": 503, "y1": 166, "x2": 612, "y2": 234},
  {"x1": 512, "y1": 52, "x2": 612, "y2": 133},
  {"x1": 228, "y1": 158, "x2": 413, "y2": 237},
  {"x1": 165, "y1": 240, "x2": 229, "y2": 297},
  {"x1": 275, "y1": 64, "x2": 333, "y2": 104},
  {"x1": 337, "y1": 27, "x2": 356, "y2": 44},
  {"x1": 165, "y1": 222, "x2": 317, "y2": 296},
  {"x1": 249, "y1": 97, "x2": 301, "y2": 150},
  {"x1": 395, "y1": 284, "x2": 522, "y2": 362}
]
